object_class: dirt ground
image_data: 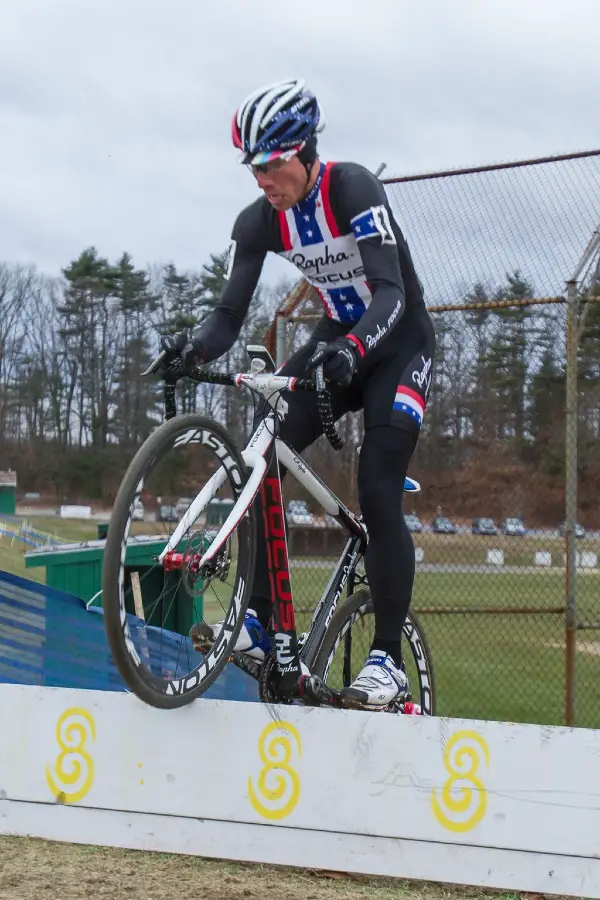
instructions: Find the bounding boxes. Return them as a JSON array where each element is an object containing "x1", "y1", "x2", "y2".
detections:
[{"x1": 0, "y1": 836, "x2": 584, "y2": 900}]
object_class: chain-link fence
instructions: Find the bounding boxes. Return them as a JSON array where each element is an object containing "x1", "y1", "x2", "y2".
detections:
[{"x1": 267, "y1": 149, "x2": 600, "y2": 728}]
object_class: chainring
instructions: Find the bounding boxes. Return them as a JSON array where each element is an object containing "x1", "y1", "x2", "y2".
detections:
[{"x1": 258, "y1": 649, "x2": 293, "y2": 705}]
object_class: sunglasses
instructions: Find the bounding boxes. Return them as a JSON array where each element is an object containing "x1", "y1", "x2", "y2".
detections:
[{"x1": 248, "y1": 157, "x2": 292, "y2": 177}]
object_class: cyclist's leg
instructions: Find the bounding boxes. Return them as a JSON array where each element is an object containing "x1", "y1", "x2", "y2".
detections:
[
  {"x1": 359, "y1": 426, "x2": 417, "y2": 662},
  {"x1": 341, "y1": 312, "x2": 435, "y2": 708}
]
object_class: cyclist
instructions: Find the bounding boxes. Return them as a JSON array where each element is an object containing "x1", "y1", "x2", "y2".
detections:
[{"x1": 161, "y1": 78, "x2": 436, "y2": 710}]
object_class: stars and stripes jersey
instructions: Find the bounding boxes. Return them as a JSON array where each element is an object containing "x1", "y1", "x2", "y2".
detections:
[{"x1": 193, "y1": 160, "x2": 426, "y2": 365}]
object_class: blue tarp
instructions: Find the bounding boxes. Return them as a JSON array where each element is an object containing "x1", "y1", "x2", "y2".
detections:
[{"x1": 0, "y1": 569, "x2": 259, "y2": 702}]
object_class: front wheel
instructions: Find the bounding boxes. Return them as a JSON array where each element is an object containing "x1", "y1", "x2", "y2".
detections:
[
  {"x1": 102, "y1": 413, "x2": 257, "y2": 709},
  {"x1": 312, "y1": 589, "x2": 436, "y2": 715}
]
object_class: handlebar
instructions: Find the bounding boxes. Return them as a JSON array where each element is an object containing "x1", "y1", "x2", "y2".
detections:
[{"x1": 142, "y1": 342, "x2": 344, "y2": 451}]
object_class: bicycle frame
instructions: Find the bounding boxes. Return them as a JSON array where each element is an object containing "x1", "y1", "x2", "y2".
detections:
[
  {"x1": 153, "y1": 357, "x2": 421, "y2": 701},
  {"x1": 156, "y1": 368, "x2": 369, "y2": 697}
]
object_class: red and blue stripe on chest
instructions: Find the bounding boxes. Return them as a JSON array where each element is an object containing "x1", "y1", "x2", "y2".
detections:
[{"x1": 277, "y1": 163, "x2": 372, "y2": 323}]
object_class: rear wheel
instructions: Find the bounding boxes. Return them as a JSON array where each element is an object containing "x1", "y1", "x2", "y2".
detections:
[
  {"x1": 312, "y1": 589, "x2": 436, "y2": 715},
  {"x1": 102, "y1": 414, "x2": 257, "y2": 709}
]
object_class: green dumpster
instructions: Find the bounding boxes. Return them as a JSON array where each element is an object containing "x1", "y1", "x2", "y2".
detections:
[
  {"x1": 0, "y1": 470, "x2": 16, "y2": 516},
  {"x1": 24, "y1": 532, "x2": 203, "y2": 636}
]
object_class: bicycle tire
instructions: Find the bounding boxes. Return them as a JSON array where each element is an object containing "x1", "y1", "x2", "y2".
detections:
[
  {"x1": 312, "y1": 588, "x2": 436, "y2": 715},
  {"x1": 102, "y1": 413, "x2": 257, "y2": 709}
]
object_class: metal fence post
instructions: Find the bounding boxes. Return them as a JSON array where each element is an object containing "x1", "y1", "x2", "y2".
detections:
[
  {"x1": 565, "y1": 225, "x2": 600, "y2": 725},
  {"x1": 564, "y1": 277, "x2": 578, "y2": 727}
]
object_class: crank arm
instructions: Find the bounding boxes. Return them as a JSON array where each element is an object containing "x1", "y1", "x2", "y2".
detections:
[{"x1": 298, "y1": 674, "x2": 344, "y2": 708}]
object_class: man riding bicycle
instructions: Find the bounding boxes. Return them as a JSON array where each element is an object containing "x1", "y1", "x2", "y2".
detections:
[{"x1": 161, "y1": 78, "x2": 436, "y2": 710}]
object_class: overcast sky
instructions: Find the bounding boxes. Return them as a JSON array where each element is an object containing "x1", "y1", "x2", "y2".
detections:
[{"x1": 2, "y1": 0, "x2": 599, "y2": 288}]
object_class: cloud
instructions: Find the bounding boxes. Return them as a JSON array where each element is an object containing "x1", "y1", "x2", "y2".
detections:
[{"x1": 1, "y1": 0, "x2": 599, "y2": 285}]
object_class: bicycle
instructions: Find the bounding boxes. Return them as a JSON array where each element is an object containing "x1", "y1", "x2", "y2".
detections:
[{"x1": 101, "y1": 343, "x2": 436, "y2": 714}]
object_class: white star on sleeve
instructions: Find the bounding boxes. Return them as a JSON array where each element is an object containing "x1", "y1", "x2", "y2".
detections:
[
  {"x1": 306, "y1": 230, "x2": 313, "y2": 238},
  {"x1": 303, "y1": 214, "x2": 310, "y2": 222}
]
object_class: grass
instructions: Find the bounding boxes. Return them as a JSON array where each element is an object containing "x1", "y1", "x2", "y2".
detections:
[
  {"x1": 310, "y1": 566, "x2": 600, "y2": 728},
  {"x1": 29, "y1": 516, "x2": 162, "y2": 543},
  {"x1": 408, "y1": 530, "x2": 600, "y2": 567},
  {"x1": 24, "y1": 516, "x2": 106, "y2": 542},
  {"x1": 199, "y1": 555, "x2": 598, "y2": 727},
  {"x1": 0, "y1": 542, "x2": 32, "y2": 580},
  {"x1": 0, "y1": 836, "x2": 577, "y2": 900}
]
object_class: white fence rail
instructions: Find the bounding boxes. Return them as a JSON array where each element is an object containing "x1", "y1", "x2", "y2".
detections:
[{"x1": 1, "y1": 684, "x2": 600, "y2": 897}]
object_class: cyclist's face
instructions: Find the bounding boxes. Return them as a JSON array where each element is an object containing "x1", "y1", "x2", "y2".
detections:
[{"x1": 251, "y1": 156, "x2": 308, "y2": 210}]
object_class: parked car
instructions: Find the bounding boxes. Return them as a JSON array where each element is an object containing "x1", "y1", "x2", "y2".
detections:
[
  {"x1": 158, "y1": 504, "x2": 178, "y2": 523},
  {"x1": 559, "y1": 521, "x2": 586, "y2": 538},
  {"x1": 175, "y1": 496, "x2": 194, "y2": 519},
  {"x1": 327, "y1": 514, "x2": 343, "y2": 529},
  {"x1": 287, "y1": 500, "x2": 314, "y2": 526},
  {"x1": 404, "y1": 513, "x2": 423, "y2": 533},
  {"x1": 432, "y1": 515, "x2": 457, "y2": 534},
  {"x1": 503, "y1": 516, "x2": 527, "y2": 536},
  {"x1": 472, "y1": 517, "x2": 498, "y2": 535},
  {"x1": 315, "y1": 513, "x2": 342, "y2": 530}
]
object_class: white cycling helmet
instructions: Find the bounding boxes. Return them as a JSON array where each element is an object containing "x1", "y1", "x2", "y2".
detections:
[{"x1": 231, "y1": 78, "x2": 326, "y2": 166}]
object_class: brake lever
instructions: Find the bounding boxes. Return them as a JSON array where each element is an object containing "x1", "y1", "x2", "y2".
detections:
[
  {"x1": 314, "y1": 341, "x2": 326, "y2": 391},
  {"x1": 141, "y1": 350, "x2": 167, "y2": 377}
]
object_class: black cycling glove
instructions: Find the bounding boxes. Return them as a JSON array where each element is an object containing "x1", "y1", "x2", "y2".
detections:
[
  {"x1": 307, "y1": 337, "x2": 359, "y2": 388},
  {"x1": 160, "y1": 331, "x2": 204, "y2": 374}
]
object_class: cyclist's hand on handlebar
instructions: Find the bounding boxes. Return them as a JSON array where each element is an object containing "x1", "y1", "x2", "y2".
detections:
[
  {"x1": 159, "y1": 331, "x2": 205, "y2": 375},
  {"x1": 307, "y1": 337, "x2": 359, "y2": 388}
]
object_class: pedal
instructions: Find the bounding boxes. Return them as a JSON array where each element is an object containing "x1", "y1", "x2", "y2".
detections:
[
  {"x1": 300, "y1": 675, "x2": 343, "y2": 708},
  {"x1": 189, "y1": 622, "x2": 215, "y2": 653}
]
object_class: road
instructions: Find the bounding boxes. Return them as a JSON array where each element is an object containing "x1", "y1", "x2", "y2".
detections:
[{"x1": 14, "y1": 506, "x2": 600, "y2": 541}]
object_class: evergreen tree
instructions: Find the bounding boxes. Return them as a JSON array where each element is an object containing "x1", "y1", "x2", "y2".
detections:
[
  {"x1": 59, "y1": 247, "x2": 121, "y2": 447},
  {"x1": 577, "y1": 272, "x2": 600, "y2": 467},
  {"x1": 463, "y1": 283, "x2": 494, "y2": 445},
  {"x1": 110, "y1": 254, "x2": 160, "y2": 446},
  {"x1": 529, "y1": 308, "x2": 565, "y2": 474},
  {"x1": 486, "y1": 271, "x2": 535, "y2": 450}
]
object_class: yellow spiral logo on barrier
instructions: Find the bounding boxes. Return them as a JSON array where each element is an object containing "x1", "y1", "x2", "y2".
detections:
[
  {"x1": 248, "y1": 720, "x2": 302, "y2": 820},
  {"x1": 45, "y1": 707, "x2": 96, "y2": 804},
  {"x1": 431, "y1": 729, "x2": 489, "y2": 833}
]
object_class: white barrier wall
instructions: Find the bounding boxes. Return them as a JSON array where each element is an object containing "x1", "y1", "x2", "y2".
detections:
[
  {"x1": 486, "y1": 549, "x2": 504, "y2": 565},
  {"x1": 59, "y1": 505, "x2": 92, "y2": 519},
  {"x1": 1, "y1": 683, "x2": 600, "y2": 898}
]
